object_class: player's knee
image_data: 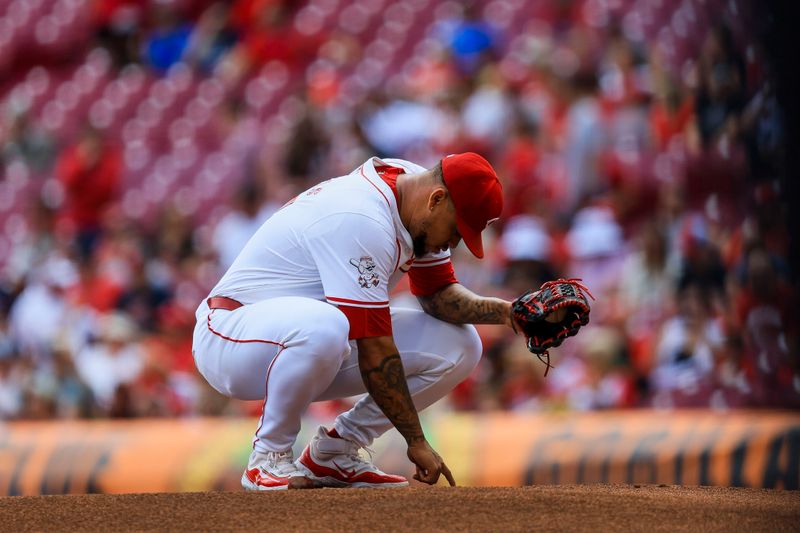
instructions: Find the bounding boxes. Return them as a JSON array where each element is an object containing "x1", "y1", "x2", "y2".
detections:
[
  {"x1": 460, "y1": 324, "x2": 483, "y2": 372},
  {"x1": 307, "y1": 304, "x2": 350, "y2": 360},
  {"x1": 448, "y1": 324, "x2": 482, "y2": 379}
]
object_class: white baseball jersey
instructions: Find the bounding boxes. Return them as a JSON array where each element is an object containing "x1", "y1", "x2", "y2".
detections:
[{"x1": 205, "y1": 157, "x2": 458, "y2": 338}]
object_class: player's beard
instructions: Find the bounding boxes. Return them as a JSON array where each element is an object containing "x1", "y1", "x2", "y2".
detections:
[{"x1": 413, "y1": 233, "x2": 427, "y2": 257}]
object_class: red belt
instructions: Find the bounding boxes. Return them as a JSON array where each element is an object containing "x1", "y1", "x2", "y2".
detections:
[{"x1": 207, "y1": 296, "x2": 243, "y2": 311}]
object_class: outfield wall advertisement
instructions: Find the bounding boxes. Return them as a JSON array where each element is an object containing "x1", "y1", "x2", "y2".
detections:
[{"x1": 1, "y1": 410, "x2": 797, "y2": 495}]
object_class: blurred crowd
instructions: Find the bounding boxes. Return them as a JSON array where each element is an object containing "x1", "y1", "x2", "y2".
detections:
[{"x1": 0, "y1": 0, "x2": 797, "y2": 421}]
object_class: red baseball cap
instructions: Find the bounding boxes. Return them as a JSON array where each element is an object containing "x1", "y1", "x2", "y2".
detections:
[{"x1": 441, "y1": 152, "x2": 503, "y2": 259}]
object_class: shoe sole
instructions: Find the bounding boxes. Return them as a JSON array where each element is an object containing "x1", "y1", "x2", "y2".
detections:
[
  {"x1": 240, "y1": 472, "x2": 288, "y2": 491},
  {"x1": 295, "y1": 462, "x2": 409, "y2": 489}
]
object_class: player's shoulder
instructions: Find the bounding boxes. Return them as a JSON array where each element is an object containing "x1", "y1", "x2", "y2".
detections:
[
  {"x1": 300, "y1": 174, "x2": 392, "y2": 225},
  {"x1": 324, "y1": 172, "x2": 390, "y2": 211},
  {"x1": 303, "y1": 167, "x2": 375, "y2": 197}
]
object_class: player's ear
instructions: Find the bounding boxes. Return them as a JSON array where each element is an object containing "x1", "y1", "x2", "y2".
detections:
[{"x1": 428, "y1": 188, "x2": 447, "y2": 211}]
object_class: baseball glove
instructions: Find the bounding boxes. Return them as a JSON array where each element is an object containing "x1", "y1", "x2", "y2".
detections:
[{"x1": 511, "y1": 278, "x2": 593, "y2": 376}]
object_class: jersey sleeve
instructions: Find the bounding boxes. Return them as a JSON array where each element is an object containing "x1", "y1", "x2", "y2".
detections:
[
  {"x1": 407, "y1": 250, "x2": 459, "y2": 297},
  {"x1": 304, "y1": 213, "x2": 396, "y2": 339}
]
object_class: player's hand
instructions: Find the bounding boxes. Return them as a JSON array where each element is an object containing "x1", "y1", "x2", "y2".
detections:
[{"x1": 407, "y1": 440, "x2": 456, "y2": 486}]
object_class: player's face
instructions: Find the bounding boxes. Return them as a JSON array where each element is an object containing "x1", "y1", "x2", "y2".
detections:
[{"x1": 413, "y1": 192, "x2": 461, "y2": 256}]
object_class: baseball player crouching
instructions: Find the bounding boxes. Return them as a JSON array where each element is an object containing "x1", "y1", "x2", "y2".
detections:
[{"x1": 192, "y1": 153, "x2": 542, "y2": 490}]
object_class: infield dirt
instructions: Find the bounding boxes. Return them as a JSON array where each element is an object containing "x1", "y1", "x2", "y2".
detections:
[{"x1": 1, "y1": 485, "x2": 798, "y2": 532}]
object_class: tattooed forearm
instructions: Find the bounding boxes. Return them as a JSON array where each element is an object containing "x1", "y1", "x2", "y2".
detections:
[
  {"x1": 418, "y1": 283, "x2": 512, "y2": 326},
  {"x1": 360, "y1": 353, "x2": 425, "y2": 444}
]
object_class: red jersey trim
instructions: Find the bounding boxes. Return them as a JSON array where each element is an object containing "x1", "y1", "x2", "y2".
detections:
[
  {"x1": 337, "y1": 305, "x2": 392, "y2": 339},
  {"x1": 374, "y1": 164, "x2": 403, "y2": 204},
  {"x1": 326, "y1": 295, "x2": 389, "y2": 308},
  {"x1": 359, "y1": 165, "x2": 391, "y2": 208},
  {"x1": 394, "y1": 239, "x2": 401, "y2": 272},
  {"x1": 207, "y1": 311, "x2": 285, "y2": 347},
  {"x1": 408, "y1": 261, "x2": 458, "y2": 297},
  {"x1": 359, "y1": 162, "x2": 406, "y2": 274},
  {"x1": 252, "y1": 345, "x2": 287, "y2": 449}
]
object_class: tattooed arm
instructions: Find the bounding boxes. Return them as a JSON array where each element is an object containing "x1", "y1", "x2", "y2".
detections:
[
  {"x1": 356, "y1": 335, "x2": 456, "y2": 486},
  {"x1": 357, "y1": 336, "x2": 424, "y2": 444},
  {"x1": 418, "y1": 283, "x2": 514, "y2": 328}
]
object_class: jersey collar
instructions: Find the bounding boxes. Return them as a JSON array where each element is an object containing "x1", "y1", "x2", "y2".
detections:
[{"x1": 358, "y1": 157, "x2": 416, "y2": 259}]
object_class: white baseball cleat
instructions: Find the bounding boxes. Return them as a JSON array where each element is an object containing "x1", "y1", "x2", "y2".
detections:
[
  {"x1": 241, "y1": 449, "x2": 306, "y2": 491},
  {"x1": 296, "y1": 426, "x2": 409, "y2": 488}
]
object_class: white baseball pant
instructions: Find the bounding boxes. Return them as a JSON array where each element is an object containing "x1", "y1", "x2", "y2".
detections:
[{"x1": 192, "y1": 296, "x2": 482, "y2": 452}]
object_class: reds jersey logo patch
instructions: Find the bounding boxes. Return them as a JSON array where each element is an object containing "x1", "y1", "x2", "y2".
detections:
[{"x1": 349, "y1": 256, "x2": 380, "y2": 288}]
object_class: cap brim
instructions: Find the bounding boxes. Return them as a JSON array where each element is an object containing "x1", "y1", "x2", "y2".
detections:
[{"x1": 457, "y1": 217, "x2": 484, "y2": 259}]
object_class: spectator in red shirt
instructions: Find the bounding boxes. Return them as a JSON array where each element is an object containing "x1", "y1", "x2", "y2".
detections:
[
  {"x1": 650, "y1": 80, "x2": 695, "y2": 151},
  {"x1": 65, "y1": 255, "x2": 123, "y2": 314},
  {"x1": 219, "y1": 0, "x2": 319, "y2": 83},
  {"x1": 499, "y1": 115, "x2": 541, "y2": 219},
  {"x1": 55, "y1": 126, "x2": 121, "y2": 257}
]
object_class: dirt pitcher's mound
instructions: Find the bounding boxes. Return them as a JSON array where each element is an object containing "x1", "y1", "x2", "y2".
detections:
[{"x1": 2, "y1": 485, "x2": 798, "y2": 532}]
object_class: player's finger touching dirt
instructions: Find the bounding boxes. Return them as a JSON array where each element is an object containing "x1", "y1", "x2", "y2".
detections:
[
  {"x1": 407, "y1": 440, "x2": 457, "y2": 486},
  {"x1": 356, "y1": 336, "x2": 458, "y2": 487}
]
